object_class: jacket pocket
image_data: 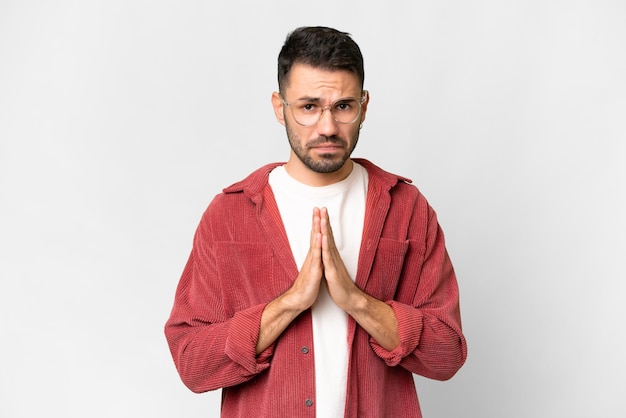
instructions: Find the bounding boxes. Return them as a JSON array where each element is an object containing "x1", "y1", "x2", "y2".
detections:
[
  {"x1": 368, "y1": 238, "x2": 410, "y2": 301},
  {"x1": 214, "y1": 242, "x2": 279, "y2": 315}
]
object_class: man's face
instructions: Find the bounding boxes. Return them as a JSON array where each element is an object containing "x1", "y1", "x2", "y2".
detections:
[{"x1": 273, "y1": 64, "x2": 368, "y2": 175}]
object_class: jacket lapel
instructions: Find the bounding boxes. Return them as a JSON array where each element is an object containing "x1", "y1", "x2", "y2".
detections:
[
  {"x1": 258, "y1": 184, "x2": 300, "y2": 283},
  {"x1": 355, "y1": 174, "x2": 391, "y2": 291}
]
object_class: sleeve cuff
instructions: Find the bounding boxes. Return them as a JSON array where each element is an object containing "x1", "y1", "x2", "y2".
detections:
[
  {"x1": 369, "y1": 301, "x2": 423, "y2": 366},
  {"x1": 224, "y1": 303, "x2": 274, "y2": 375}
]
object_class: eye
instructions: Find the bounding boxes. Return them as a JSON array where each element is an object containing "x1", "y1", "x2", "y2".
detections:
[
  {"x1": 299, "y1": 103, "x2": 318, "y2": 113},
  {"x1": 334, "y1": 101, "x2": 354, "y2": 112}
]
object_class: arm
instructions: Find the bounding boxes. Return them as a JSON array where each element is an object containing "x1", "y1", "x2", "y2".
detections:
[
  {"x1": 370, "y1": 204, "x2": 467, "y2": 381},
  {"x1": 164, "y1": 222, "x2": 272, "y2": 393},
  {"x1": 164, "y1": 197, "x2": 291, "y2": 393},
  {"x1": 318, "y1": 207, "x2": 401, "y2": 351},
  {"x1": 320, "y1": 187, "x2": 466, "y2": 380},
  {"x1": 256, "y1": 210, "x2": 325, "y2": 354},
  {"x1": 165, "y1": 203, "x2": 329, "y2": 393},
  {"x1": 257, "y1": 206, "x2": 403, "y2": 354}
]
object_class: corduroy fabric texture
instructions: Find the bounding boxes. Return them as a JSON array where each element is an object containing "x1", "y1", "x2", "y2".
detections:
[{"x1": 165, "y1": 158, "x2": 467, "y2": 418}]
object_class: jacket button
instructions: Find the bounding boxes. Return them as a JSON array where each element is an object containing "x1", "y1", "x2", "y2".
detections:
[
  {"x1": 305, "y1": 399, "x2": 313, "y2": 407},
  {"x1": 301, "y1": 346, "x2": 309, "y2": 354}
]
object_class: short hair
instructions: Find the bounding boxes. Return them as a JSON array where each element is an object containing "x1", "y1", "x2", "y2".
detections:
[{"x1": 277, "y1": 26, "x2": 365, "y2": 93}]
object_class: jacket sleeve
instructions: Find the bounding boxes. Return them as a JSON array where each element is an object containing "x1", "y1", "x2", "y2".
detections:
[
  {"x1": 369, "y1": 202, "x2": 467, "y2": 381},
  {"x1": 164, "y1": 207, "x2": 275, "y2": 393}
]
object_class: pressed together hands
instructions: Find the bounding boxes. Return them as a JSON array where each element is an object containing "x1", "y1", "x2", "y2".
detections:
[{"x1": 256, "y1": 207, "x2": 400, "y2": 355}]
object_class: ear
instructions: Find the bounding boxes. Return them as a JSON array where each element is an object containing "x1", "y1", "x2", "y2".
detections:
[
  {"x1": 271, "y1": 92, "x2": 286, "y2": 126},
  {"x1": 359, "y1": 90, "x2": 370, "y2": 125}
]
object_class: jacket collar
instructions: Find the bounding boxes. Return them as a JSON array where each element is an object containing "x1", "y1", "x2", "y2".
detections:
[{"x1": 222, "y1": 158, "x2": 411, "y2": 200}]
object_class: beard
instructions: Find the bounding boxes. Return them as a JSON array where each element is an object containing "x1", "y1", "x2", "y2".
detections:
[{"x1": 285, "y1": 119, "x2": 360, "y2": 174}]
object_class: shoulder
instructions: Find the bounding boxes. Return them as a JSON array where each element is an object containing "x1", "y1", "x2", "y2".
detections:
[
  {"x1": 356, "y1": 158, "x2": 432, "y2": 218},
  {"x1": 355, "y1": 158, "x2": 422, "y2": 198},
  {"x1": 354, "y1": 158, "x2": 413, "y2": 186},
  {"x1": 222, "y1": 162, "x2": 285, "y2": 195},
  {"x1": 200, "y1": 162, "x2": 284, "y2": 220}
]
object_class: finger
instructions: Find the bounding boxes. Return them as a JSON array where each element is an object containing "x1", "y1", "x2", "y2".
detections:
[
  {"x1": 319, "y1": 207, "x2": 336, "y2": 249},
  {"x1": 321, "y1": 229, "x2": 336, "y2": 266},
  {"x1": 308, "y1": 208, "x2": 322, "y2": 267},
  {"x1": 310, "y1": 207, "x2": 321, "y2": 246},
  {"x1": 321, "y1": 233, "x2": 330, "y2": 259},
  {"x1": 313, "y1": 207, "x2": 321, "y2": 233},
  {"x1": 311, "y1": 230, "x2": 322, "y2": 259}
]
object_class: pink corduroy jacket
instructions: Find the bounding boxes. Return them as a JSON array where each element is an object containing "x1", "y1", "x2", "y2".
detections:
[{"x1": 165, "y1": 158, "x2": 467, "y2": 418}]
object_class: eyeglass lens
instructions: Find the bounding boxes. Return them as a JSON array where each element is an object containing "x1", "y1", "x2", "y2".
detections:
[{"x1": 290, "y1": 98, "x2": 361, "y2": 126}]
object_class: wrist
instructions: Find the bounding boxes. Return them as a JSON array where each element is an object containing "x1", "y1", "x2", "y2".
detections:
[
  {"x1": 274, "y1": 289, "x2": 309, "y2": 316},
  {"x1": 341, "y1": 287, "x2": 369, "y2": 316}
]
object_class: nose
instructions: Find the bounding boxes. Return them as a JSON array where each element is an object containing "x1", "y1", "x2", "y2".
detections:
[{"x1": 316, "y1": 107, "x2": 339, "y2": 137}]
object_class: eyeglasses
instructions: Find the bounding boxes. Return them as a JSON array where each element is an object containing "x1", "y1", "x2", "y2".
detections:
[{"x1": 279, "y1": 91, "x2": 368, "y2": 127}]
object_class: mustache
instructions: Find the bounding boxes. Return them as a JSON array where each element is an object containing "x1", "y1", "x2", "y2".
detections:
[{"x1": 307, "y1": 136, "x2": 346, "y2": 147}]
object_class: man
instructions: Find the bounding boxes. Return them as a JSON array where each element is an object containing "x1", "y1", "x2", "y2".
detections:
[{"x1": 165, "y1": 26, "x2": 467, "y2": 417}]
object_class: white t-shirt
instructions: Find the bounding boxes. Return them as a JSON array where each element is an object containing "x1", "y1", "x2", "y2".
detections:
[{"x1": 269, "y1": 162, "x2": 369, "y2": 417}]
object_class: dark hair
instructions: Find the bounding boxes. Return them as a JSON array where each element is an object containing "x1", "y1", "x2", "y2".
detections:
[{"x1": 277, "y1": 26, "x2": 365, "y2": 93}]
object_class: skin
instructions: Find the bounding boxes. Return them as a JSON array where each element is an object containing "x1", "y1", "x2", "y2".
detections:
[
  {"x1": 255, "y1": 64, "x2": 400, "y2": 354},
  {"x1": 272, "y1": 63, "x2": 365, "y2": 186}
]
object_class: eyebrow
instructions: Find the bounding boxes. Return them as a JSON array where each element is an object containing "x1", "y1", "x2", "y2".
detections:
[
  {"x1": 295, "y1": 96, "x2": 356, "y2": 103},
  {"x1": 296, "y1": 96, "x2": 322, "y2": 102}
]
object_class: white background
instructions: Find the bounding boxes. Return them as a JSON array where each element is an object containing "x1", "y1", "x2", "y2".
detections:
[{"x1": 1, "y1": 1, "x2": 625, "y2": 417}]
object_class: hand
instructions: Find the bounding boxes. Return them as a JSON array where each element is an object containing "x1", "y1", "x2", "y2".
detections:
[
  {"x1": 258, "y1": 207, "x2": 399, "y2": 354},
  {"x1": 281, "y1": 208, "x2": 325, "y2": 311},
  {"x1": 318, "y1": 207, "x2": 400, "y2": 351},
  {"x1": 317, "y1": 207, "x2": 359, "y2": 310},
  {"x1": 256, "y1": 209, "x2": 325, "y2": 354}
]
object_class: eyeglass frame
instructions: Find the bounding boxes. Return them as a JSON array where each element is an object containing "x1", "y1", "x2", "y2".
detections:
[{"x1": 278, "y1": 91, "x2": 368, "y2": 127}]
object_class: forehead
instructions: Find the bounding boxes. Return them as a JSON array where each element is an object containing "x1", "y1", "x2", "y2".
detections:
[{"x1": 284, "y1": 63, "x2": 361, "y2": 99}]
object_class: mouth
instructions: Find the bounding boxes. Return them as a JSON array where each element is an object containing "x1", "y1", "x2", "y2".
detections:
[
  {"x1": 311, "y1": 143, "x2": 342, "y2": 150},
  {"x1": 308, "y1": 137, "x2": 345, "y2": 153}
]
